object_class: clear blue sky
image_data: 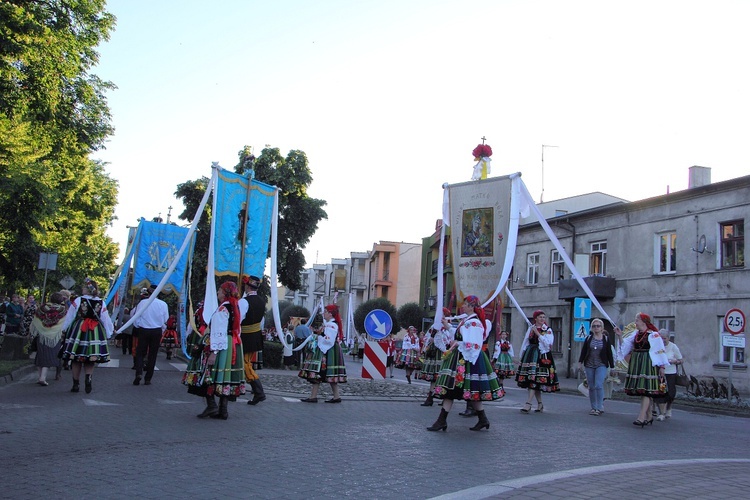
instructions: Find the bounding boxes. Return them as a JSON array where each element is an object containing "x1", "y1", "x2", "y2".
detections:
[{"x1": 93, "y1": 0, "x2": 750, "y2": 265}]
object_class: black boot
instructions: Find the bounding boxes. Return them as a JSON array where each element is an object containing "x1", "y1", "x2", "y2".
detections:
[
  {"x1": 70, "y1": 380, "x2": 80, "y2": 393},
  {"x1": 84, "y1": 374, "x2": 92, "y2": 394},
  {"x1": 426, "y1": 408, "x2": 449, "y2": 432},
  {"x1": 459, "y1": 401, "x2": 477, "y2": 417},
  {"x1": 197, "y1": 395, "x2": 218, "y2": 418},
  {"x1": 469, "y1": 409, "x2": 490, "y2": 431},
  {"x1": 247, "y1": 379, "x2": 266, "y2": 405},
  {"x1": 210, "y1": 396, "x2": 229, "y2": 420},
  {"x1": 420, "y1": 392, "x2": 434, "y2": 406}
]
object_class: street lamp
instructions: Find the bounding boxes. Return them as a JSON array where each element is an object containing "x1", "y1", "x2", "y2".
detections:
[{"x1": 427, "y1": 296, "x2": 436, "y2": 310}]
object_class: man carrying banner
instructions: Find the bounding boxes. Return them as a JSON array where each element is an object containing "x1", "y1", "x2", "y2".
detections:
[{"x1": 238, "y1": 275, "x2": 266, "y2": 405}]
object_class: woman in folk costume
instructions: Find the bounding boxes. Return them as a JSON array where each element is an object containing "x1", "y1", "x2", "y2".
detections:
[
  {"x1": 160, "y1": 314, "x2": 179, "y2": 360},
  {"x1": 427, "y1": 296, "x2": 504, "y2": 432},
  {"x1": 397, "y1": 326, "x2": 421, "y2": 384},
  {"x1": 516, "y1": 310, "x2": 559, "y2": 414},
  {"x1": 492, "y1": 330, "x2": 515, "y2": 390},
  {"x1": 183, "y1": 281, "x2": 245, "y2": 420},
  {"x1": 298, "y1": 304, "x2": 347, "y2": 403},
  {"x1": 60, "y1": 279, "x2": 114, "y2": 394},
  {"x1": 417, "y1": 308, "x2": 453, "y2": 407},
  {"x1": 614, "y1": 312, "x2": 669, "y2": 427},
  {"x1": 31, "y1": 292, "x2": 68, "y2": 386}
]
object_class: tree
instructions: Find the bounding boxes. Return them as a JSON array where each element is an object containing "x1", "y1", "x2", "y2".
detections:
[
  {"x1": 353, "y1": 297, "x2": 400, "y2": 336},
  {"x1": 397, "y1": 302, "x2": 427, "y2": 332},
  {"x1": 175, "y1": 146, "x2": 328, "y2": 304},
  {"x1": 0, "y1": 1, "x2": 118, "y2": 293}
]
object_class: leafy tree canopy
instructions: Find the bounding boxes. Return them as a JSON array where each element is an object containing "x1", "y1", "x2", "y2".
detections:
[
  {"x1": 0, "y1": 0, "x2": 118, "y2": 294},
  {"x1": 397, "y1": 302, "x2": 427, "y2": 332}
]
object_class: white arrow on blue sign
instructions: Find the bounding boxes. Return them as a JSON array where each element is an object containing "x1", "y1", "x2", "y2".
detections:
[
  {"x1": 364, "y1": 309, "x2": 393, "y2": 340},
  {"x1": 574, "y1": 298, "x2": 592, "y2": 319}
]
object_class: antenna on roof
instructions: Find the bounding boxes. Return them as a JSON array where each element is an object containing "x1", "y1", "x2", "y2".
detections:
[{"x1": 541, "y1": 145, "x2": 558, "y2": 203}]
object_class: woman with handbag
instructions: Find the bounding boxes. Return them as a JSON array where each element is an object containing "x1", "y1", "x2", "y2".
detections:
[
  {"x1": 577, "y1": 318, "x2": 615, "y2": 416},
  {"x1": 655, "y1": 329, "x2": 683, "y2": 420},
  {"x1": 515, "y1": 310, "x2": 560, "y2": 414}
]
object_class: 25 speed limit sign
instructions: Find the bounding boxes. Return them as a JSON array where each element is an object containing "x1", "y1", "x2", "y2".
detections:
[{"x1": 724, "y1": 308, "x2": 746, "y2": 335}]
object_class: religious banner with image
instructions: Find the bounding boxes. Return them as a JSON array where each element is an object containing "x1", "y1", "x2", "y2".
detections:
[{"x1": 448, "y1": 175, "x2": 514, "y2": 305}]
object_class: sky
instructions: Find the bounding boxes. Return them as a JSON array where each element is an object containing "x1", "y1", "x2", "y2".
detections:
[{"x1": 93, "y1": 0, "x2": 750, "y2": 267}]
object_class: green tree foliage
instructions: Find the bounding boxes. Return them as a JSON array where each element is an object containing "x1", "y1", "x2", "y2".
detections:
[
  {"x1": 397, "y1": 302, "x2": 426, "y2": 332},
  {"x1": 264, "y1": 299, "x2": 291, "y2": 326},
  {"x1": 279, "y1": 304, "x2": 311, "y2": 328},
  {"x1": 175, "y1": 146, "x2": 328, "y2": 305},
  {"x1": 353, "y1": 297, "x2": 399, "y2": 336},
  {"x1": 0, "y1": 1, "x2": 118, "y2": 293}
]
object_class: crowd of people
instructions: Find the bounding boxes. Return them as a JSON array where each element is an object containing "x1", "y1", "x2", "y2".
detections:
[{"x1": 12, "y1": 278, "x2": 689, "y2": 431}]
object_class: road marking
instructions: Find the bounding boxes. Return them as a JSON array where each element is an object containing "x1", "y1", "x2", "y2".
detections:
[
  {"x1": 0, "y1": 403, "x2": 43, "y2": 409},
  {"x1": 82, "y1": 399, "x2": 120, "y2": 406},
  {"x1": 158, "y1": 399, "x2": 192, "y2": 405}
]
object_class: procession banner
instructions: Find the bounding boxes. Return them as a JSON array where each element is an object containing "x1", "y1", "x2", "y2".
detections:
[
  {"x1": 447, "y1": 175, "x2": 515, "y2": 305},
  {"x1": 131, "y1": 220, "x2": 192, "y2": 294},
  {"x1": 213, "y1": 169, "x2": 276, "y2": 278}
]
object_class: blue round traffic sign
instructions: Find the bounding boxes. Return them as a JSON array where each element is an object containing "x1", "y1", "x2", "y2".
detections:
[{"x1": 364, "y1": 309, "x2": 393, "y2": 339}]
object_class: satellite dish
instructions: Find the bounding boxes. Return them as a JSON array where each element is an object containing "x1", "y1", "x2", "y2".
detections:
[
  {"x1": 697, "y1": 234, "x2": 707, "y2": 253},
  {"x1": 692, "y1": 234, "x2": 711, "y2": 254}
]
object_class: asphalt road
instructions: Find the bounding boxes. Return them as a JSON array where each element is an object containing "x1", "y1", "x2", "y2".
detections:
[{"x1": 2, "y1": 350, "x2": 749, "y2": 499}]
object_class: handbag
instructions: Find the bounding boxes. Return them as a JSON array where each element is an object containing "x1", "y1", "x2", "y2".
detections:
[{"x1": 675, "y1": 363, "x2": 690, "y2": 387}]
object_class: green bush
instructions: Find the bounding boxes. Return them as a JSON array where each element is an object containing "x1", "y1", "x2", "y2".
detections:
[{"x1": 262, "y1": 341, "x2": 284, "y2": 369}]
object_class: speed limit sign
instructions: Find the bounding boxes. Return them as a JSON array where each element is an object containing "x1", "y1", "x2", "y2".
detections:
[{"x1": 724, "y1": 308, "x2": 745, "y2": 335}]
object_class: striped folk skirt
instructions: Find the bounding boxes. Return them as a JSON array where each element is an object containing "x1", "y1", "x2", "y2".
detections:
[
  {"x1": 624, "y1": 349, "x2": 666, "y2": 397},
  {"x1": 494, "y1": 351, "x2": 516, "y2": 378},
  {"x1": 298, "y1": 342, "x2": 348, "y2": 384},
  {"x1": 182, "y1": 333, "x2": 245, "y2": 399},
  {"x1": 515, "y1": 345, "x2": 560, "y2": 393},
  {"x1": 416, "y1": 346, "x2": 443, "y2": 381},
  {"x1": 433, "y1": 350, "x2": 505, "y2": 401},
  {"x1": 61, "y1": 319, "x2": 110, "y2": 363}
]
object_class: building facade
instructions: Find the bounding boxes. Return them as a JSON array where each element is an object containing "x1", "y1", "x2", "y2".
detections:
[{"x1": 508, "y1": 168, "x2": 748, "y2": 391}]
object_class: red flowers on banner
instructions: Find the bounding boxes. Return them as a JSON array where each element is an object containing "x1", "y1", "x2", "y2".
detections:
[{"x1": 472, "y1": 144, "x2": 493, "y2": 158}]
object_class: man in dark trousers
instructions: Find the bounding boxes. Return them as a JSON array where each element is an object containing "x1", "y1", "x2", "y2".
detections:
[
  {"x1": 132, "y1": 287, "x2": 169, "y2": 386},
  {"x1": 239, "y1": 275, "x2": 266, "y2": 405}
]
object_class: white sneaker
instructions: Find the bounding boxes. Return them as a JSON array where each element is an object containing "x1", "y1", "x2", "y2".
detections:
[
  {"x1": 657, "y1": 414, "x2": 665, "y2": 421},
  {"x1": 665, "y1": 409, "x2": 672, "y2": 418}
]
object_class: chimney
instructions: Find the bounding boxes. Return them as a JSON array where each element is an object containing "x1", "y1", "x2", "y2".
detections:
[{"x1": 688, "y1": 166, "x2": 711, "y2": 189}]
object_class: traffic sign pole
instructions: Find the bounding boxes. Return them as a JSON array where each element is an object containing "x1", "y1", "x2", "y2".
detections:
[{"x1": 723, "y1": 308, "x2": 745, "y2": 404}]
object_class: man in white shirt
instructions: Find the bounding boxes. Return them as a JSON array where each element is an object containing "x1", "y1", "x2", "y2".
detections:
[{"x1": 132, "y1": 287, "x2": 169, "y2": 386}]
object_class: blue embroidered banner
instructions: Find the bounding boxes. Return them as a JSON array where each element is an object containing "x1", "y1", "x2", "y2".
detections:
[
  {"x1": 214, "y1": 169, "x2": 275, "y2": 278},
  {"x1": 132, "y1": 220, "x2": 192, "y2": 294}
]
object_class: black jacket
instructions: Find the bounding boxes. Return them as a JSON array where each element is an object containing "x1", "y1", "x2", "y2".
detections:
[{"x1": 578, "y1": 334, "x2": 615, "y2": 368}]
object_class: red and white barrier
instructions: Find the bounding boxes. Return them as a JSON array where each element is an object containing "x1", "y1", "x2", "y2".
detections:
[{"x1": 362, "y1": 341, "x2": 387, "y2": 380}]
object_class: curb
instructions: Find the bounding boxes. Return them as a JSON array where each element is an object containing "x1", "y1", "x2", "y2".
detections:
[{"x1": 0, "y1": 363, "x2": 36, "y2": 387}]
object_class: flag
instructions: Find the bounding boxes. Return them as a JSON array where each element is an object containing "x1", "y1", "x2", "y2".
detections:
[
  {"x1": 213, "y1": 169, "x2": 276, "y2": 278},
  {"x1": 131, "y1": 220, "x2": 192, "y2": 294}
]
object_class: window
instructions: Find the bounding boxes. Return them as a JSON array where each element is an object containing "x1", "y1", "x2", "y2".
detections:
[
  {"x1": 550, "y1": 250, "x2": 565, "y2": 284},
  {"x1": 719, "y1": 317, "x2": 745, "y2": 364},
  {"x1": 655, "y1": 232, "x2": 677, "y2": 274},
  {"x1": 590, "y1": 241, "x2": 607, "y2": 275},
  {"x1": 656, "y1": 317, "x2": 676, "y2": 341},
  {"x1": 526, "y1": 253, "x2": 540, "y2": 285},
  {"x1": 720, "y1": 220, "x2": 744, "y2": 269}
]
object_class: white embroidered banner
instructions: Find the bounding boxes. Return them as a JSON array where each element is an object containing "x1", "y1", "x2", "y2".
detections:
[{"x1": 447, "y1": 175, "x2": 514, "y2": 305}]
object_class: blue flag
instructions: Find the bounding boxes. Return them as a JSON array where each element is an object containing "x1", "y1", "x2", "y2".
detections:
[
  {"x1": 214, "y1": 169, "x2": 275, "y2": 278},
  {"x1": 132, "y1": 220, "x2": 192, "y2": 294}
]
